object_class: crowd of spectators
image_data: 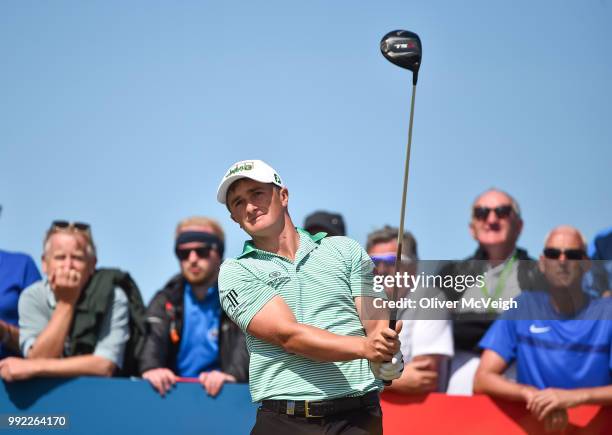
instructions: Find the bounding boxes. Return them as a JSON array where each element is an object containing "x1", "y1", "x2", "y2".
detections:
[{"x1": 1, "y1": 192, "x2": 611, "y2": 428}]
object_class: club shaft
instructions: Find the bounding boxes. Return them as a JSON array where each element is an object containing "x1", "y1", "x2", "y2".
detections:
[{"x1": 389, "y1": 83, "x2": 417, "y2": 331}]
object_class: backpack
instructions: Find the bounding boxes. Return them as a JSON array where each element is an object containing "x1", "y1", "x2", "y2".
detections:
[{"x1": 67, "y1": 268, "x2": 148, "y2": 377}]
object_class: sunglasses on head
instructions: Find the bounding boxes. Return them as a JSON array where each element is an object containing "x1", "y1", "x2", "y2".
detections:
[
  {"x1": 473, "y1": 205, "x2": 514, "y2": 221},
  {"x1": 543, "y1": 247, "x2": 586, "y2": 260},
  {"x1": 175, "y1": 246, "x2": 214, "y2": 261},
  {"x1": 51, "y1": 220, "x2": 91, "y2": 232}
]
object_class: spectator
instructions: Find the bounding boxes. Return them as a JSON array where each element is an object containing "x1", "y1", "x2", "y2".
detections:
[
  {"x1": 304, "y1": 211, "x2": 346, "y2": 237},
  {"x1": 0, "y1": 205, "x2": 42, "y2": 358},
  {"x1": 583, "y1": 226, "x2": 612, "y2": 297},
  {"x1": 0, "y1": 253, "x2": 41, "y2": 358},
  {"x1": 0, "y1": 221, "x2": 130, "y2": 381},
  {"x1": 443, "y1": 188, "x2": 542, "y2": 395},
  {"x1": 367, "y1": 225, "x2": 453, "y2": 394},
  {"x1": 140, "y1": 217, "x2": 248, "y2": 397},
  {"x1": 474, "y1": 225, "x2": 612, "y2": 431}
]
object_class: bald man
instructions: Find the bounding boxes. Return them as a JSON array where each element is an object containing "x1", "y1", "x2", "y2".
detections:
[{"x1": 474, "y1": 226, "x2": 612, "y2": 431}]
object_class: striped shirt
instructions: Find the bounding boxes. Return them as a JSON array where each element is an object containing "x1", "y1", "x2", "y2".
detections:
[{"x1": 218, "y1": 228, "x2": 382, "y2": 402}]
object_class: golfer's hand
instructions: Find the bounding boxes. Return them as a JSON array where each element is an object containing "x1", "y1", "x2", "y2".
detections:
[
  {"x1": 50, "y1": 268, "x2": 83, "y2": 304},
  {"x1": 142, "y1": 368, "x2": 177, "y2": 396},
  {"x1": 199, "y1": 370, "x2": 236, "y2": 397},
  {"x1": 371, "y1": 351, "x2": 404, "y2": 381},
  {"x1": 363, "y1": 321, "x2": 402, "y2": 363}
]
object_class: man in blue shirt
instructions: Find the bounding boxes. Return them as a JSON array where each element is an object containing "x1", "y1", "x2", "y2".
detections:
[
  {"x1": 139, "y1": 217, "x2": 248, "y2": 396},
  {"x1": 0, "y1": 249, "x2": 41, "y2": 358},
  {"x1": 474, "y1": 225, "x2": 612, "y2": 431},
  {"x1": 583, "y1": 226, "x2": 612, "y2": 297}
]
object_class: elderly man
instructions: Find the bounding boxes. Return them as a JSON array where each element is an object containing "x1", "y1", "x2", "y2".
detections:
[
  {"x1": 0, "y1": 221, "x2": 132, "y2": 381},
  {"x1": 366, "y1": 225, "x2": 453, "y2": 394},
  {"x1": 139, "y1": 216, "x2": 248, "y2": 397},
  {"x1": 216, "y1": 160, "x2": 402, "y2": 435},
  {"x1": 474, "y1": 225, "x2": 612, "y2": 431},
  {"x1": 444, "y1": 188, "x2": 542, "y2": 394}
]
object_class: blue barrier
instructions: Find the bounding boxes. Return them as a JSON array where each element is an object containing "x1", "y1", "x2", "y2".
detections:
[{"x1": 1, "y1": 377, "x2": 257, "y2": 434}]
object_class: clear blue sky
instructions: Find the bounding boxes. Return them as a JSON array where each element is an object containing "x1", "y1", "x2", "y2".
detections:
[{"x1": 1, "y1": 1, "x2": 610, "y2": 303}]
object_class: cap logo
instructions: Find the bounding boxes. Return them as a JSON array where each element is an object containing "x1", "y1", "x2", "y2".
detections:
[
  {"x1": 226, "y1": 161, "x2": 254, "y2": 178},
  {"x1": 274, "y1": 173, "x2": 281, "y2": 184}
]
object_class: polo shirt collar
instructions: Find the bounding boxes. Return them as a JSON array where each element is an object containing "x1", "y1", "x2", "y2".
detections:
[
  {"x1": 44, "y1": 279, "x2": 58, "y2": 308},
  {"x1": 237, "y1": 228, "x2": 326, "y2": 261}
]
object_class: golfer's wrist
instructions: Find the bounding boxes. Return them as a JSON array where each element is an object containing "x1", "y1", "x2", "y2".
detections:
[{"x1": 358, "y1": 337, "x2": 369, "y2": 359}]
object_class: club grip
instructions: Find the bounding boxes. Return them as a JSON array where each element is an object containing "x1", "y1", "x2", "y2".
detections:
[{"x1": 382, "y1": 318, "x2": 398, "y2": 386}]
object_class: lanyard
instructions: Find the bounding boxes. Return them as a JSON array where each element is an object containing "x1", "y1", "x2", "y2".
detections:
[{"x1": 480, "y1": 253, "x2": 517, "y2": 301}]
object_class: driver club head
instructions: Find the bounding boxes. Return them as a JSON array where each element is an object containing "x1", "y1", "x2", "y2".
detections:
[{"x1": 380, "y1": 30, "x2": 422, "y2": 84}]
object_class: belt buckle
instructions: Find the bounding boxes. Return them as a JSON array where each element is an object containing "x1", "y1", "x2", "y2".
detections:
[
  {"x1": 304, "y1": 400, "x2": 323, "y2": 418},
  {"x1": 286, "y1": 400, "x2": 295, "y2": 416}
]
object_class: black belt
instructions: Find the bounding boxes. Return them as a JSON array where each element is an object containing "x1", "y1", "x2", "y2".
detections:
[{"x1": 260, "y1": 391, "x2": 379, "y2": 418}]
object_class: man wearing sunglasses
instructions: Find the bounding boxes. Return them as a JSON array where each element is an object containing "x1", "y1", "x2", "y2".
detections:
[
  {"x1": 0, "y1": 221, "x2": 131, "y2": 381},
  {"x1": 444, "y1": 188, "x2": 543, "y2": 395},
  {"x1": 366, "y1": 226, "x2": 453, "y2": 395},
  {"x1": 139, "y1": 217, "x2": 248, "y2": 397},
  {"x1": 475, "y1": 225, "x2": 612, "y2": 432}
]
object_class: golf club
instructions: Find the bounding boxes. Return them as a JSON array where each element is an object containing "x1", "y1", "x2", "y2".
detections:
[{"x1": 380, "y1": 29, "x2": 422, "y2": 354}]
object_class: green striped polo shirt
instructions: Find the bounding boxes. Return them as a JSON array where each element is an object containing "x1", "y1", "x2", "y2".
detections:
[{"x1": 218, "y1": 228, "x2": 383, "y2": 402}]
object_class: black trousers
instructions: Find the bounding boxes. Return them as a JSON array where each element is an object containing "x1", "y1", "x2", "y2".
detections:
[{"x1": 250, "y1": 404, "x2": 383, "y2": 435}]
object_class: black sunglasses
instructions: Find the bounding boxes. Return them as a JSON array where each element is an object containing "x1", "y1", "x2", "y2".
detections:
[
  {"x1": 175, "y1": 246, "x2": 214, "y2": 261},
  {"x1": 473, "y1": 205, "x2": 513, "y2": 221},
  {"x1": 51, "y1": 220, "x2": 91, "y2": 232},
  {"x1": 543, "y1": 247, "x2": 586, "y2": 260}
]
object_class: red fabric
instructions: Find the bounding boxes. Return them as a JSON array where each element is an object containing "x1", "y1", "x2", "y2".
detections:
[{"x1": 381, "y1": 392, "x2": 612, "y2": 434}]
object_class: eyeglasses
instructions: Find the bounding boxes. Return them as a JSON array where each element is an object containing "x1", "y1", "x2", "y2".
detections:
[
  {"x1": 51, "y1": 220, "x2": 91, "y2": 233},
  {"x1": 370, "y1": 253, "x2": 413, "y2": 266},
  {"x1": 543, "y1": 247, "x2": 586, "y2": 260},
  {"x1": 473, "y1": 205, "x2": 514, "y2": 221},
  {"x1": 175, "y1": 246, "x2": 214, "y2": 261}
]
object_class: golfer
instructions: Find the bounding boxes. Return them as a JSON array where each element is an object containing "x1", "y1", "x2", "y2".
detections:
[{"x1": 216, "y1": 160, "x2": 403, "y2": 435}]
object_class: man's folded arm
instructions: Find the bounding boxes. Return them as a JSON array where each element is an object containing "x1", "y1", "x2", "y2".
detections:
[
  {"x1": 19, "y1": 287, "x2": 73, "y2": 359},
  {"x1": 33, "y1": 355, "x2": 116, "y2": 378},
  {"x1": 573, "y1": 386, "x2": 612, "y2": 406},
  {"x1": 474, "y1": 349, "x2": 533, "y2": 401}
]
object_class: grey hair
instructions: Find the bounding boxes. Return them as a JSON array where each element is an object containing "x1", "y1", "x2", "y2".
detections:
[{"x1": 43, "y1": 229, "x2": 97, "y2": 259}]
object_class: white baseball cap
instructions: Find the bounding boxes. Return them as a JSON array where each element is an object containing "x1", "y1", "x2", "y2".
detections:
[{"x1": 216, "y1": 159, "x2": 285, "y2": 204}]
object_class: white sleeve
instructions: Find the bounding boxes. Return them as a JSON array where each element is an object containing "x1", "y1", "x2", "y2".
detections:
[{"x1": 411, "y1": 320, "x2": 454, "y2": 358}]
